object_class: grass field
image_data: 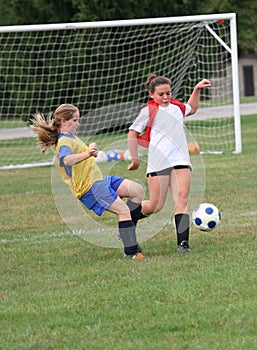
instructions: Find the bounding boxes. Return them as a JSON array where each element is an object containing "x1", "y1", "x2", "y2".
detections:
[{"x1": 1, "y1": 114, "x2": 257, "y2": 349}]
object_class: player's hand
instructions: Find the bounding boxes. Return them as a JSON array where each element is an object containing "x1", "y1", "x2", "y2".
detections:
[
  {"x1": 196, "y1": 79, "x2": 212, "y2": 89},
  {"x1": 88, "y1": 142, "x2": 98, "y2": 157},
  {"x1": 128, "y1": 158, "x2": 140, "y2": 171}
]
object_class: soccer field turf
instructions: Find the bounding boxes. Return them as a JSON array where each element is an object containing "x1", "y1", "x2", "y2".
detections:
[{"x1": 0, "y1": 114, "x2": 256, "y2": 349}]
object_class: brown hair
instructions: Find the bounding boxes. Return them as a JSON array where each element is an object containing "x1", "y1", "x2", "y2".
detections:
[
  {"x1": 144, "y1": 73, "x2": 171, "y2": 93},
  {"x1": 31, "y1": 103, "x2": 78, "y2": 153}
]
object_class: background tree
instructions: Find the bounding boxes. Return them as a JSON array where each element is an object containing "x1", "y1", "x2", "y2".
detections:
[
  {"x1": 0, "y1": 0, "x2": 256, "y2": 54},
  {"x1": 0, "y1": 0, "x2": 75, "y2": 25},
  {"x1": 197, "y1": 0, "x2": 257, "y2": 54}
]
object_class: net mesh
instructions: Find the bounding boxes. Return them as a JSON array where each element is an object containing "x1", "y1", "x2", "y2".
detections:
[{"x1": 0, "y1": 17, "x2": 238, "y2": 169}]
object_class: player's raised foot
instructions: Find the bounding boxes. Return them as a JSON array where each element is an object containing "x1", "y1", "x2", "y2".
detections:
[
  {"x1": 177, "y1": 240, "x2": 191, "y2": 253},
  {"x1": 124, "y1": 252, "x2": 147, "y2": 260}
]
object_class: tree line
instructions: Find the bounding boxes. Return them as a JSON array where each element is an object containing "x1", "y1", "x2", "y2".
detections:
[{"x1": 0, "y1": 0, "x2": 256, "y2": 55}]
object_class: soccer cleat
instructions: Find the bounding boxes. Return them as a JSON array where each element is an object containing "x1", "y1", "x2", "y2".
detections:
[
  {"x1": 124, "y1": 252, "x2": 147, "y2": 260},
  {"x1": 177, "y1": 240, "x2": 191, "y2": 253}
]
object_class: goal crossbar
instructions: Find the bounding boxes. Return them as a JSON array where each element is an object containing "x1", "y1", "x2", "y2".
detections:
[{"x1": 0, "y1": 13, "x2": 237, "y2": 32}]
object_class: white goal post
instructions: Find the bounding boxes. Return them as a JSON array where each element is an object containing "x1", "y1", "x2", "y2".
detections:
[{"x1": 0, "y1": 13, "x2": 241, "y2": 170}]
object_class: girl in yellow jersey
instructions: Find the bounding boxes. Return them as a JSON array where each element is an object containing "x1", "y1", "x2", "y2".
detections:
[{"x1": 31, "y1": 103, "x2": 146, "y2": 260}]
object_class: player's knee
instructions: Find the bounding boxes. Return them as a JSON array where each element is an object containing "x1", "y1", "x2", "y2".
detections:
[
  {"x1": 177, "y1": 193, "x2": 188, "y2": 207},
  {"x1": 145, "y1": 200, "x2": 164, "y2": 214},
  {"x1": 131, "y1": 182, "x2": 144, "y2": 201},
  {"x1": 137, "y1": 184, "x2": 144, "y2": 201},
  {"x1": 153, "y1": 203, "x2": 164, "y2": 213}
]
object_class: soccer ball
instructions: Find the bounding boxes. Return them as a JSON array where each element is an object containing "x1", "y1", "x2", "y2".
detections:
[
  {"x1": 107, "y1": 149, "x2": 123, "y2": 161},
  {"x1": 192, "y1": 203, "x2": 221, "y2": 231},
  {"x1": 115, "y1": 149, "x2": 125, "y2": 160},
  {"x1": 188, "y1": 142, "x2": 200, "y2": 155}
]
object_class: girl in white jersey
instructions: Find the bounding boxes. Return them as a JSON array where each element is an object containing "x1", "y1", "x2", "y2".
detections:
[
  {"x1": 31, "y1": 103, "x2": 146, "y2": 260},
  {"x1": 128, "y1": 74, "x2": 211, "y2": 252}
]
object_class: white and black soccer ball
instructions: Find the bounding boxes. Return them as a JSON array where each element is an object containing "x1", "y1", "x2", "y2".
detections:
[{"x1": 192, "y1": 203, "x2": 221, "y2": 231}]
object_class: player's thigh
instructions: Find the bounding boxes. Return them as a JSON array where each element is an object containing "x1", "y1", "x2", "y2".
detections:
[
  {"x1": 170, "y1": 168, "x2": 191, "y2": 199},
  {"x1": 116, "y1": 179, "x2": 144, "y2": 200},
  {"x1": 107, "y1": 196, "x2": 130, "y2": 215},
  {"x1": 148, "y1": 174, "x2": 169, "y2": 206}
]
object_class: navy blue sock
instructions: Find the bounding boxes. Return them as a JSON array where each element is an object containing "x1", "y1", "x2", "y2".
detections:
[
  {"x1": 118, "y1": 220, "x2": 139, "y2": 255},
  {"x1": 174, "y1": 213, "x2": 190, "y2": 245},
  {"x1": 126, "y1": 200, "x2": 147, "y2": 225}
]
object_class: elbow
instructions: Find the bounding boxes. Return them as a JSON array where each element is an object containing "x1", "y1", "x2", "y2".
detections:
[
  {"x1": 188, "y1": 105, "x2": 197, "y2": 115},
  {"x1": 62, "y1": 156, "x2": 73, "y2": 166},
  {"x1": 62, "y1": 158, "x2": 70, "y2": 166}
]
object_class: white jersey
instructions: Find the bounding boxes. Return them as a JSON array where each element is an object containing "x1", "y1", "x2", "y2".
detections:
[{"x1": 129, "y1": 102, "x2": 192, "y2": 173}]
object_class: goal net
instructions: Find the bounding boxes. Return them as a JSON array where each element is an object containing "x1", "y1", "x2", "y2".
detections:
[{"x1": 0, "y1": 13, "x2": 241, "y2": 170}]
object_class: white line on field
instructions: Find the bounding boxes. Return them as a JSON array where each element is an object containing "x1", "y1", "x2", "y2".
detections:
[
  {"x1": 1, "y1": 210, "x2": 255, "y2": 245},
  {"x1": 238, "y1": 211, "x2": 257, "y2": 217},
  {"x1": 1, "y1": 231, "x2": 73, "y2": 244}
]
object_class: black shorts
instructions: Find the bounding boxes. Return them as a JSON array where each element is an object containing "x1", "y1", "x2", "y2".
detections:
[{"x1": 147, "y1": 165, "x2": 190, "y2": 177}]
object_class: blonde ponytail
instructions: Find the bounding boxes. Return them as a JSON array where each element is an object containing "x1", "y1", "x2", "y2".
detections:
[{"x1": 31, "y1": 112, "x2": 59, "y2": 153}]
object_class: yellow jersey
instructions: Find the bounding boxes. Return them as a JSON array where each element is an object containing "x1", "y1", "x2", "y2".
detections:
[{"x1": 54, "y1": 134, "x2": 103, "y2": 198}]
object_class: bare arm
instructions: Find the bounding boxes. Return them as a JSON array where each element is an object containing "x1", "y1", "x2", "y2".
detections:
[
  {"x1": 63, "y1": 142, "x2": 98, "y2": 166},
  {"x1": 127, "y1": 130, "x2": 140, "y2": 170},
  {"x1": 187, "y1": 79, "x2": 212, "y2": 115}
]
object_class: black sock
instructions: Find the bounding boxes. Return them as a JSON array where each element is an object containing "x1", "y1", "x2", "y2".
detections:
[
  {"x1": 174, "y1": 213, "x2": 190, "y2": 245},
  {"x1": 126, "y1": 199, "x2": 147, "y2": 225},
  {"x1": 118, "y1": 220, "x2": 139, "y2": 255}
]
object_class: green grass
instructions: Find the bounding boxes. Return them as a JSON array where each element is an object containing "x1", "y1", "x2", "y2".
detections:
[
  {"x1": 1, "y1": 114, "x2": 257, "y2": 349},
  {"x1": 0, "y1": 137, "x2": 55, "y2": 167},
  {"x1": 240, "y1": 95, "x2": 257, "y2": 104},
  {"x1": 0, "y1": 119, "x2": 28, "y2": 128}
]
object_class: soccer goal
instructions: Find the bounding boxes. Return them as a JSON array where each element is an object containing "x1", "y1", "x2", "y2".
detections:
[{"x1": 0, "y1": 13, "x2": 241, "y2": 170}]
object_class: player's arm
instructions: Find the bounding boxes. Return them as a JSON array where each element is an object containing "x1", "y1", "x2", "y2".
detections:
[
  {"x1": 63, "y1": 142, "x2": 98, "y2": 166},
  {"x1": 187, "y1": 79, "x2": 211, "y2": 115},
  {"x1": 127, "y1": 130, "x2": 140, "y2": 170}
]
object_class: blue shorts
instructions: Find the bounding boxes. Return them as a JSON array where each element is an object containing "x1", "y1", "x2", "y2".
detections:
[{"x1": 79, "y1": 176, "x2": 125, "y2": 216}]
